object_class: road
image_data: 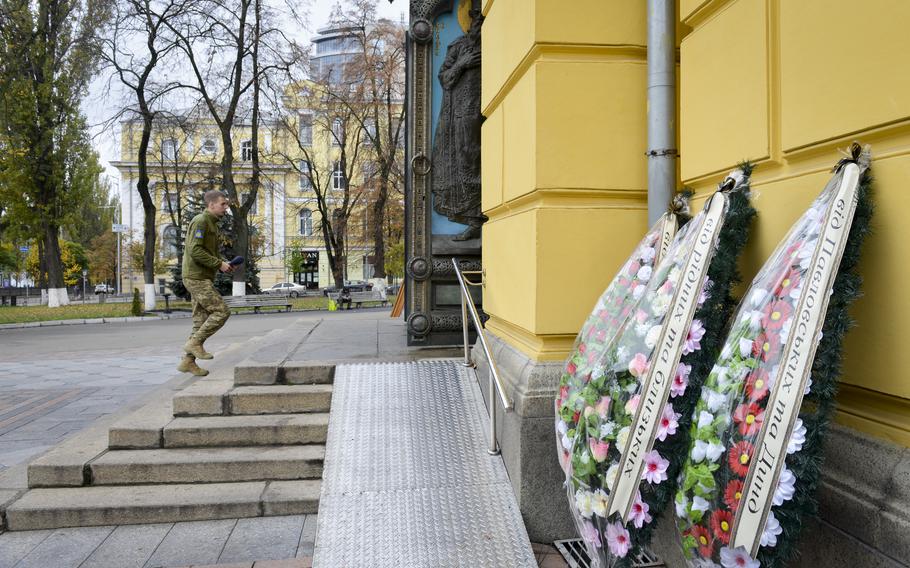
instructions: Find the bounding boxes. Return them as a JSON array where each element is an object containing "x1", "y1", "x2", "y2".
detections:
[{"x1": 0, "y1": 311, "x2": 312, "y2": 473}]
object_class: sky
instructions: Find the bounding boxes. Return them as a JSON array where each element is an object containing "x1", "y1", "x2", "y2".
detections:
[{"x1": 87, "y1": 0, "x2": 408, "y2": 191}]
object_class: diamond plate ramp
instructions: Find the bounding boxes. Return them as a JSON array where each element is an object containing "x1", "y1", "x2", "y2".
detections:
[{"x1": 313, "y1": 361, "x2": 536, "y2": 568}]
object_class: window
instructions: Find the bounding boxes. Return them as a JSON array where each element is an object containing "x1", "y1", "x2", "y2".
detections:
[
  {"x1": 185, "y1": 137, "x2": 194, "y2": 156},
  {"x1": 263, "y1": 131, "x2": 272, "y2": 153},
  {"x1": 361, "y1": 160, "x2": 377, "y2": 181},
  {"x1": 299, "y1": 209, "x2": 313, "y2": 236},
  {"x1": 299, "y1": 160, "x2": 312, "y2": 190},
  {"x1": 240, "y1": 192, "x2": 257, "y2": 215},
  {"x1": 161, "y1": 139, "x2": 177, "y2": 161},
  {"x1": 298, "y1": 114, "x2": 312, "y2": 146},
  {"x1": 162, "y1": 192, "x2": 179, "y2": 214},
  {"x1": 362, "y1": 118, "x2": 376, "y2": 146},
  {"x1": 162, "y1": 225, "x2": 178, "y2": 257},
  {"x1": 331, "y1": 118, "x2": 344, "y2": 147},
  {"x1": 240, "y1": 140, "x2": 253, "y2": 161},
  {"x1": 332, "y1": 161, "x2": 346, "y2": 190},
  {"x1": 201, "y1": 138, "x2": 217, "y2": 155}
]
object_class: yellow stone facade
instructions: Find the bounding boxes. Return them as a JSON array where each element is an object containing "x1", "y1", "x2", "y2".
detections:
[{"x1": 481, "y1": 0, "x2": 910, "y2": 448}]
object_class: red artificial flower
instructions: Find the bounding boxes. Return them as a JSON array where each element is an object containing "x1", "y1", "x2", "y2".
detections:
[
  {"x1": 558, "y1": 385, "x2": 569, "y2": 406},
  {"x1": 728, "y1": 441, "x2": 754, "y2": 477},
  {"x1": 752, "y1": 332, "x2": 780, "y2": 363},
  {"x1": 745, "y1": 369, "x2": 770, "y2": 401},
  {"x1": 733, "y1": 402, "x2": 765, "y2": 437},
  {"x1": 595, "y1": 329, "x2": 607, "y2": 343},
  {"x1": 578, "y1": 343, "x2": 587, "y2": 354},
  {"x1": 777, "y1": 268, "x2": 802, "y2": 298},
  {"x1": 784, "y1": 241, "x2": 804, "y2": 264},
  {"x1": 598, "y1": 309, "x2": 610, "y2": 322},
  {"x1": 566, "y1": 362, "x2": 577, "y2": 375},
  {"x1": 572, "y1": 411, "x2": 581, "y2": 424},
  {"x1": 724, "y1": 479, "x2": 745, "y2": 511},
  {"x1": 618, "y1": 278, "x2": 631, "y2": 288},
  {"x1": 762, "y1": 299, "x2": 793, "y2": 330},
  {"x1": 710, "y1": 509, "x2": 734, "y2": 545},
  {"x1": 688, "y1": 524, "x2": 714, "y2": 558}
]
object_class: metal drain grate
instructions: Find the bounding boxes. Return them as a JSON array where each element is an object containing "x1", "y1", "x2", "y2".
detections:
[{"x1": 553, "y1": 539, "x2": 667, "y2": 568}]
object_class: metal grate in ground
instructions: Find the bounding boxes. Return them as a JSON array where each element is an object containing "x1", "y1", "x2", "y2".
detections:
[
  {"x1": 554, "y1": 539, "x2": 667, "y2": 568},
  {"x1": 313, "y1": 361, "x2": 536, "y2": 568}
]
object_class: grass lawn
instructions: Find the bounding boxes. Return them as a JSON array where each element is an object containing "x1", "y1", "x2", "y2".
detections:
[{"x1": 0, "y1": 294, "x2": 396, "y2": 324}]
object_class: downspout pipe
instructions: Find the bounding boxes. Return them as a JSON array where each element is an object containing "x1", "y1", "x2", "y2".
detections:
[{"x1": 647, "y1": 0, "x2": 677, "y2": 225}]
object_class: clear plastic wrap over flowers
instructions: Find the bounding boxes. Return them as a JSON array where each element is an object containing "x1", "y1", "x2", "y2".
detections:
[
  {"x1": 673, "y1": 147, "x2": 872, "y2": 568},
  {"x1": 556, "y1": 171, "x2": 755, "y2": 568}
]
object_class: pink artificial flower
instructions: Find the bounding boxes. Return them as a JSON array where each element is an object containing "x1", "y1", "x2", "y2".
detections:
[
  {"x1": 719, "y1": 546, "x2": 760, "y2": 568},
  {"x1": 656, "y1": 403, "x2": 680, "y2": 442},
  {"x1": 557, "y1": 385, "x2": 569, "y2": 407},
  {"x1": 559, "y1": 450, "x2": 572, "y2": 475},
  {"x1": 661, "y1": 279, "x2": 674, "y2": 294},
  {"x1": 624, "y1": 394, "x2": 641, "y2": 415},
  {"x1": 628, "y1": 260, "x2": 641, "y2": 278},
  {"x1": 683, "y1": 319, "x2": 706, "y2": 355},
  {"x1": 642, "y1": 450, "x2": 670, "y2": 484},
  {"x1": 566, "y1": 362, "x2": 577, "y2": 375},
  {"x1": 595, "y1": 396, "x2": 611, "y2": 418},
  {"x1": 628, "y1": 353, "x2": 650, "y2": 377},
  {"x1": 635, "y1": 309, "x2": 649, "y2": 324},
  {"x1": 605, "y1": 521, "x2": 632, "y2": 557},
  {"x1": 670, "y1": 363, "x2": 691, "y2": 398},
  {"x1": 581, "y1": 520, "x2": 602, "y2": 548},
  {"x1": 629, "y1": 492, "x2": 653, "y2": 528},
  {"x1": 589, "y1": 437, "x2": 610, "y2": 462}
]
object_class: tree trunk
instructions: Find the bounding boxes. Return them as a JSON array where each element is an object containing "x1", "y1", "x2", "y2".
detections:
[
  {"x1": 137, "y1": 113, "x2": 157, "y2": 310},
  {"x1": 371, "y1": 177, "x2": 389, "y2": 278},
  {"x1": 43, "y1": 218, "x2": 68, "y2": 307}
]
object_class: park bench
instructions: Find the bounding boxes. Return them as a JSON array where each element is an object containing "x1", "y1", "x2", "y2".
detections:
[
  {"x1": 223, "y1": 294, "x2": 292, "y2": 314},
  {"x1": 328, "y1": 289, "x2": 389, "y2": 309}
]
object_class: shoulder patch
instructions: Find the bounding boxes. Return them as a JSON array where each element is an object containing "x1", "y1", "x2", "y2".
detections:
[{"x1": 194, "y1": 228, "x2": 204, "y2": 239}]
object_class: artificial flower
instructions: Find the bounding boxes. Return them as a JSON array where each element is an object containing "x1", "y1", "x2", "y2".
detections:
[
  {"x1": 692, "y1": 439, "x2": 725, "y2": 463},
  {"x1": 723, "y1": 479, "x2": 744, "y2": 511},
  {"x1": 728, "y1": 441, "x2": 754, "y2": 477},
  {"x1": 638, "y1": 265, "x2": 653, "y2": 282},
  {"x1": 645, "y1": 325, "x2": 663, "y2": 349},
  {"x1": 773, "y1": 467, "x2": 796, "y2": 506},
  {"x1": 629, "y1": 491, "x2": 653, "y2": 528},
  {"x1": 692, "y1": 495, "x2": 711, "y2": 514},
  {"x1": 605, "y1": 464, "x2": 620, "y2": 488},
  {"x1": 656, "y1": 403, "x2": 680, "y2": 441},
  {"x1": 762, "y1": 299, "x2": 793, "y2": 330},
  {"x1": 589, "y1": 438, "x2": 610, "y2": 463},
  {"x1": 628, "y1": 353, "x2": 650, "y2": 377},
  {"x1": 745, "y1": 369, "x2": 770, "y2": 401},
  {"x1": 684, "y1": 319, "x2": 706, "y2": 355},
  {"x1": 616, "y1": 427, "x2": 630, "y2": 450},
  {"x1": 581, "y1": 520, "x2": 602, "y2": 548},
  {"x1": 594, "y1": 396, "x2": 611, "y2": 418},
  {"x1": 599, "y1": 421, "x2": 617, "y2": 439},
  {"x1": 671, "y1": 363, "x2": 691, "y2": 398},
  {"x1": 642, "y1": 450, "x2": 670, "y2": 484},
  {"x1": 639, "y1": 246, "x2": 656, "y2": 263},
  {"x1": 752, "y1": 332, "x2": 781, "y2": 363},
  {"x1": 575, "y1": 489, "x2": 594, "y2": 517},
  {"x1": 777, "y1": 268, "x2": 801, "y2": 298},
  {"x1": 689, "y1": 524, "x2": 714, "y2": 558},
  {"x1": 710, "y1": 509, "x2": 734, "y2": 544},
  {"x1": 675, "y1": 494, "x2": 689, "y2": 518},
  {"x1": 627, "y1": 260, "x2": 641, "y2": 278},
  {"x1": 605, "y1": 522, "x2": 631, "y2": 557},
  {"x1": 625, "y1": 394, "x2": 641, "y2": 415},
  {"x1": 733, "y1": 402, "x2": 764, "y2": 437},
  {"x1": 788, "y1": 418, "x2": 806, "y2": 454},
  {"x1": 749, "y1": 288, "x2": 769, "y2": 307},
  {"x1": 697, "y1": 410, "x2": 715, "y2": 430},
  {"x1": 719, "y1": 546, "x2": 759, "y2": 568},
  {"x1": 760, "y1": 511, "x2": 782, "y2": 547},
  {"x1": 703, "y1": 389, "x2": 727, "y2": 413},
  {"x1": 738, "y1": 337, "x2": 754, "y2": 358},
  {"x1": 591, "y1": 489, "x2": 609, "y2": 517}
]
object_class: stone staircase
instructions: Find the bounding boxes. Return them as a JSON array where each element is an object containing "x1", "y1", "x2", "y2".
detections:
[{"x1": 3, "y1": 331, "x2": 334, "y2": 531}]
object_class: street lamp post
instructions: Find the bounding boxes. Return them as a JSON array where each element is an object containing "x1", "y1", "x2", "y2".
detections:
[{"x1": 82, "y1": 269, "x2": 87, "y2": 305}]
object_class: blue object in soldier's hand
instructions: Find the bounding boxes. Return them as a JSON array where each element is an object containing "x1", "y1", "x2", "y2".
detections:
[{"x1": 229, "y1": 256, "x2": 244, "y2": 266}]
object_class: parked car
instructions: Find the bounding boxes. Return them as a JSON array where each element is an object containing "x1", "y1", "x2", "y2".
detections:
[
  {"x1": 94, "y1": 283, "x2": 113, "y2": 294},
  {"x1": 322, "y1": 280, "x2": 374, "y2": 296},
  {"x1": 264, "y1": 282, "x2": 308, "y2": 298}
]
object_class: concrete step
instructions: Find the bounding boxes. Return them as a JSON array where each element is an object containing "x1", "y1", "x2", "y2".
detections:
[
  {"x1": 89, "y1": 445, "x2": 325, "y2": 485},
  {"x1": 162, "y1": 414, "x2": 329, "y2": 448},
  {"x1": 228, "y1": 385, "x2": 333, "y2": 415},
  {"x1": 4, "y1": 480, "x2": 320, "y2": 531},
  {"x1": 234, "y1": 361, "x2": 335, "y2": 386}
]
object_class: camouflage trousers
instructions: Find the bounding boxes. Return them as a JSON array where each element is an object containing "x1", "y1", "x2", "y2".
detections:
[{"x1": 184, "y1": 278, "x2": 230, "y2": 344}]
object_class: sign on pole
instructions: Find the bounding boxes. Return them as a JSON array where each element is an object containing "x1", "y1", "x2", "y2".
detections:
[
  {"x1": 112, "y1": 223, "x2": 129, "y2": 233},
  {"x1": 19, "y1": 246, "x2": 28, "y2": 253}
]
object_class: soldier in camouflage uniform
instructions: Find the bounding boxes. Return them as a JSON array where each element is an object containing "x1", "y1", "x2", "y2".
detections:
[{"x1": 177, "y1": 190, "x2": 234, "y2": 376}]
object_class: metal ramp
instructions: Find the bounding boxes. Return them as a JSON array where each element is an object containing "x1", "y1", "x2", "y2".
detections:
[{"x1": 313, "y1": 360, "x2": 537, "y2": 567}]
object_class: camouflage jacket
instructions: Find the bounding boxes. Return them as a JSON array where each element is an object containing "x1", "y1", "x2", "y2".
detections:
[{"x1": 182, "y1": 211, "x2": 223, "y2": 281}]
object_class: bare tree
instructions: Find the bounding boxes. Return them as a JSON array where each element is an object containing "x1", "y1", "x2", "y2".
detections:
[
  {"x1": 320, "y1": 1, "x2": 406, "y2": 280},
  {"x1": 100, "y1": 0, "x2": 188, "y2": 308}
]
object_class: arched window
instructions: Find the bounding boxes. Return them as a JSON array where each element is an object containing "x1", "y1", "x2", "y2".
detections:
[
  {"x1": 332, "y1": 161, "x2": 346, "y2": 190},
  {"x1": 162, "y1": 225, "x2": 179, "y2": 258},
  {"x1": 332, "y1": 118, "x2": 343, "y2": 146},
  {"x1": 161, "y1": 139, "x2": 178, "y2": 161},
  {"x1": 299, "y1": 209, "x2": 313, "y2": 236}
]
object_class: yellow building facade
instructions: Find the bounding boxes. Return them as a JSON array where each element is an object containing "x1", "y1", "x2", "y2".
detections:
[
  {"x1": 477, "y1": 0, "x2": 909, "y2": 561},
  {"x1": 111, "y1": 103, "x2": 382, "y2": 293}
]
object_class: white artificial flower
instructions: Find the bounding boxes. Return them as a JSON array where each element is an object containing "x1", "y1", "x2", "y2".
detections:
[
  {"x1": 605, "y1": 464, "x2": 620, "y2": 488},
  {"x1": 645, "y1": 325, "x2": 663, "y2": 349},
  {"x1": 600, "y1": 421, "x2": 617, "y2": 439},
  {"x1": 721, "y1": 342, "x2": 733, "y2": 360},
  {"x1": 804, "y1": 377, "x2": 813, "y2": 395},
  {"x1": 691, "y1": 440, "x2": 708, "y2": 462},
  {"x1": 675, "y1": 495, "x2": 689, "y2": 518},
  {"x1": 697, "y1": 410, "x2": 715, "y2": 430},
  {"x1": 760, "y1": 511, "x2": 783, "y2": 547},
  {"x1": 789, "y1": 284, "x2": 803, "y2": 302},
  {"x1": 703, "y1": 389, "x2": 726, "y2": 413},
  {"x1": 691, "y1": 495, "x2": 710, "y2": 513},
  {"x1": 773, "y1": 467, "x2": 796, "y2": 506},
  {"x1": 616, "y1": 427, "x2": 630, "y2": 450},
  {"x1": 706, "y1": 441, "x2": 725, "y2": 462},
  {"x1": 720, "y1": 547, "x2": 759, "y2": 568},
  {"x1": 633, "y1": 284, "x2": 646, "y2": 299},
  {"x1": 652, "y1": 294, "x2": 670, "y2": 317},
  {"x1": 575, "y1": 490, "x2": 594, "y2": 518},
  {"x1": 788, "y1": 418, "x2": 806, "y2": 454},
  {"x1": 616, "y1": 346, "x2": 629, "y2": 362},
  {"x1": 638, "y1": 265, "x2": 653, "y2": 283},
  {"x1": 639, "y1": 246, "x2": 656, "y2": 263},
  {"x1": 739, "y1": 337, "x2": 754, "y2": 358},
  {"x1": 668, "y1": 266, "x2": 681, "y2": 284},
  {"x1": 636, "y1": 322, "x2": 651, "y2": 337},
  {"x1": 592, "y1": 489, "x2": 609, "y2": 517},
  {"x1": 780, "y1": 318, "x2": 793, "y2": 344},
  {"x1": 749, "y1": 288, "x2": 769, "y2": 307}
]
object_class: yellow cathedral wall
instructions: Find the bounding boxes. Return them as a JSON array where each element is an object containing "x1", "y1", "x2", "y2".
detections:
[{"x1": 481, "y1": 0, "x2": 910, "y2": 446}]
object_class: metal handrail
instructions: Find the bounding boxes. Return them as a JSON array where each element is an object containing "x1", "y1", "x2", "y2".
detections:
[{"x1": 452, "y1": 258, "x2": 513, "y2": 455}]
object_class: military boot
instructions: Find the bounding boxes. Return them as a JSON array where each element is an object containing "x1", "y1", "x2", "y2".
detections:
[
  {"x1": 177, "y1": 355, "x2": 209, "y2": 376},
  {"x1": 183, "y1": 337, "x2": 214, "y2": 360}
]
